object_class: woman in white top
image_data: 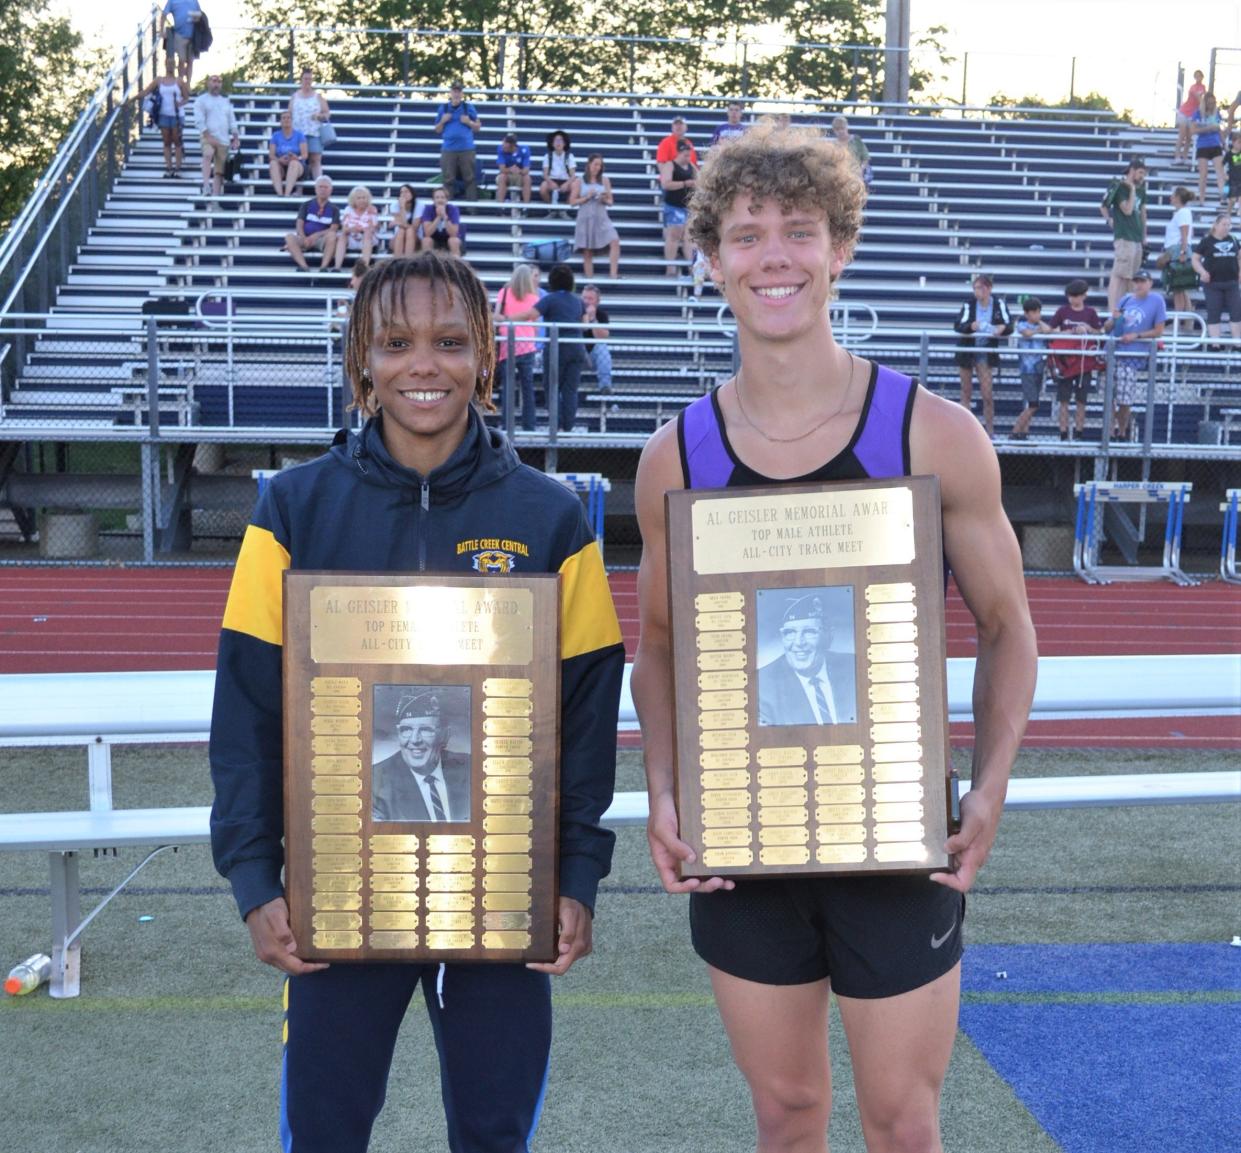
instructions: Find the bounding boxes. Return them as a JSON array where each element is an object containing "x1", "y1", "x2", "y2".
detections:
[
  {"x1": 141, "y1": 68, "x2": 188, "y2": 178},
  {"x1": 389, "y1": 183, "x2": 418, "y2": 257},
  {"x1": 335, "y1": 186, "x2": 379, "y2": 268},
  {"x1": 540, "y1": 130, "x2": 576, "y2": 208},
  {"x1": 1158, "y1": 186, "x2": 1197, "y2": 313},
  {"x1": 289, "y1": 67, "x2": 331, "y2": 180}
]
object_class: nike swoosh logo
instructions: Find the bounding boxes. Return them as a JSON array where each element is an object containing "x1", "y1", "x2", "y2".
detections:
[{"x1": 930, "y1": 920, "x2": 957, "y2": 950}]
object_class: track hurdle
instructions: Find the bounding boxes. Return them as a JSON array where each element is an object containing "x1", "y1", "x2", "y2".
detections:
[
  {"x1": 546, "y1": 472, "x2": 611, "y2": 558},
  {"x1": 1072, "y1": 480, "x2": 1196, "y2": 586},
  {"x1": 1221, "y1": 489, "x2": 1240, "y2": 585}
]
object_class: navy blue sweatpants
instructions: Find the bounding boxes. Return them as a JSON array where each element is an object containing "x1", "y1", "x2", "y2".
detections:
[{"x1": 281, "y1": 963, "x2": 552, "y2": 1152}]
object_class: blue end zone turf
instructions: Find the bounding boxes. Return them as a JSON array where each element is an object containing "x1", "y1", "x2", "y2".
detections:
[{"x1": 959, "y1": 944, "x2": 1241, "y2": 1153}]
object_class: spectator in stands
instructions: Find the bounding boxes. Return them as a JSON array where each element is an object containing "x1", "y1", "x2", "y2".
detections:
[
  {"x1": 1191, "y1": 213, "x2": 1241, "y2": 345},
  {"x1": 193, "y1": 74, "x2": 238, "y2": 199},
  {"x1": 284, "y1": 175, "x2": 339, "y2": 272},
  {"x1": 1192, "y1": 93, "x2": 1227, "y2": 205},
  {"x1": 418, "y1": 186, "x2": 464, "y2": 256},
  {"x1": 830, "y1": 115, "x2": 872, "y2": 187},
  {"x1": 1156, "y1": 186, "x2": 1197, "y2": 314},
  {"x1": 1009, "y1": 296, "x2": 1050, "y2": 440},
  {"x1": 389, "y1": 183, "x2": 418, "y2": 257},
  {"x1": 268, "y1": 110, "x2": 307, "y2": 197},
  {"x1": 581, "y1": 284, "x2": 612, "y2": 394},
  {"x1": 493, "y1": 264, "x2": 541, "y2": 431},
  {"x1": 141, "y1": 66, "x2": 187, "y2": 179},
  {"x1": 540, "y1": 131, "x2": 576, "y2": 211},
  {"x1": 1104, "y1": 269, "x2": 1166, "y2": 441},
  {"x1": 952, "y1": 272, "x2": 1013, "y2": 438},
  {"x1": 1230, "y1": 90, "x2": 1241, "y2": 136},
  {"x1": 1228, "y1": 132, "x2": 1241, "y2": 217},
  {"x1": 570, "y1": 154, "x2": 621, "y2": 280},
  {"x1": 659, "y1": 137, "x2": 698, "y2": 277},
  {"x1": 496, "y1": 132, "x2": 532, "y2": 205},
  {"x1": 336, "y1": 186, "x2": 380, "y2": 269},
  {"x1": 710, "y1": 101, "x2": 747, "y2": 147},
  {"x1": 161, "y1": 0, "x2": 202, "y2": 86},
  {"x1": 1049, "y1": 279, "x2": 1104, "y2": 441},
  {"x1": 1100, "y1": 158, "x2": 1147, "y2": 312},
  {"x1": 289, "y1": 68, "x2": 331, "y2": 182},
  {"x1": 433, "y1": 80, "x2": 481, "y2": 201},
  {"x1": 655, "y1": 117, "x2": 698, "y2": 167},
  {"x1": 1175, "y1": 70, "x2": 1207, "y2": 165},
  {"x1": 511, "y1": 264, "x2": 587, "y2": 432}
]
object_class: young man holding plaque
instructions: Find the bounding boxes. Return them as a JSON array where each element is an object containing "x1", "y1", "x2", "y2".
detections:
[
  {"x1": 631, "y1": 121, "x2": 1037, "y2": 1153},
  {"x1": 209, "y1": 252, "x2": 624, "y2": 1152}
]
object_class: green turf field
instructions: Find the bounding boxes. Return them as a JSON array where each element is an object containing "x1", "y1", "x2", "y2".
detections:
[{"x1": 1, "y1": 745, "x2": 1237, "y2": 1152}]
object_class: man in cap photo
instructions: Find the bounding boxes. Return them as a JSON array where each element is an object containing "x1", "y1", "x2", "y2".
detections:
[
  {"x1": 758, "y1": 592, "x2": 857, "y2": 726},
  {"x1": 372, "y1": 687, "x2": 472, "y2": 822}
]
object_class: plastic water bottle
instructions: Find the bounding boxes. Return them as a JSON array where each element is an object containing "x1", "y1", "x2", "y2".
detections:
[{"x1": 4, "y1": 953, "x2": 52, "y2": 996}]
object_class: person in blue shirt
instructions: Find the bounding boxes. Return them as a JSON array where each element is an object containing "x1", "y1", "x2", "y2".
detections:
[
  {"x1": 162, "y1": 0, "x2": 202, "y2": 86},
  {"x1": 434, "y1": 80, "x2": 481, "y2": 201},
  {"x1": 1105, "y1": 269, "x2": 1166, "y2": 441},
  {"x1": 511, "y1": 264, "x2": 586, "y2": 432},
  {"x1": 268, "y1": 110, "x2": 307, "y2": 197},
  {"x1": 496, "y1": 132, "x2": 532, "y2": 204},
  {"x1": 1009, "y1": 296, "x2": 1051, "y2": 440}
]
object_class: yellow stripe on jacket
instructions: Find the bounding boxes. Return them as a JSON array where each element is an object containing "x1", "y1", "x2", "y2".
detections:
[
  {"x1": 221, "y1": 525, "x2": 290, "y2": 646},
  {"x1": 558, "y1": 540, "x2": 622, "y2": 660}
]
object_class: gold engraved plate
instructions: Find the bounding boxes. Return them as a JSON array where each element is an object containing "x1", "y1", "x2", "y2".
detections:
[
  {"x1": 484, "y1": 717, "x2": 533, "y2": 737},
  {"x1": 699, "y1": 690, "x2": 748, "y2": 711},
  {"x1": 697, "y1": 631, "x2": 746, "y2": 651},
  {"x1": 312, "y1": 815, "x2": 363, "y2": 833},
  {"x1": 311, "y1": 715, "x2": 362, "y2": 735},
  {"x1": 370, "y1": 834, "x2": 419, "y2": 853},
  {"x1": 313, "y1": 835, "x2": 361, "y2": 854},
  {"x1": 870, "y1": 702, "x2": 920, "y2": 724},
  {"x1": 483, "y1": 697, "x2": 533, "y2": 717},
  {"x1": 816, "y1": 804, "x2": 867, "y2": 824},
  {"x1": 483, "y1": 678, "x2": 532, "y2": 696},
  {"x1": 700, "y1": 749, "x2": 750, "y2": 770},
  {"x1": 314, "y1": 874, "x2": 363, "y2": 892},
  {"x1": 698, "y1": 651, "x2": 747, "y2": 671},
  {"x1": 702, "y1": 789, "x2": 751, "y2": 808},
  {"x1": 426, "y1": 912, "x2": 474, "y2": 931},
  {"x1": 873, "y1": 782, "x2": 925, "y2": 802},
  {"x1": 817, "y1": 824, "x2": 866, "y2": 844},
  {"x1": 871, "y1": 722, "x2": 922, "y2": 743},
  {"x1": 313, "y1": 853, "x2": 361, "y2": 872},
  {"x1": 814, "y1": 764, "x2": 865, "y2": 785},
  {"x1": 869, "y1": 682, "x2": 920, "y2": 703},
  {"x1": 371, "y1": 892, "x2": 420, "y2": 911},
  {"x1": 873, "y1": 802, "x2": 925, "y2": 822},
  {"x1": 310, "y1": 696, "x2": 362, "y2": 716},
  {"x1": 311, "y1": 776, "x2": 363, "y2": 795},
  {"x1": 484, "y1": 795, "x2": 534, "y2": 815},
  {"x1": 427, "y1": 835, "x2": 476, "y2": 854},
  {"x1": 872, "y1": 762, "x2": 925, "y2": 783},
  {"x1": 484, "y1": 854, "x2": 532, "y2": 873},
  {"x1": 866, "y1": 582, "x2": 915, "y2": 603},
  {"x1": 483, "y1": 757, "x2": 533, "y2": 775},
  {"x1": 425, "y1": 931, "x2": 476, "y2": 949},
  {"x1": 756, "y1": 746, "x2": 809, "y2": 767},
  {"x1": 699, "y1": 670, "x2": 749, "y2": 691},
  {"x1": 865, "y1": 602, "x2": 917, "y2": 624},
  {"x1": 483, "y1": 931, "x2": 532, "y2": 950},
  {"x1": 874, "y1": 822, "x2": 926, "y2": 843},
  {"x1": 875, "y1": 843, "x2": 931, "y2": 863},
  {"x1": 869, "y1": 642, "x2": 919, "y2": 664},
  {"x1": 817, "y1": 844, "x2": 867, "y2": 864},
  {"x1": 371, "y1": 873, "x2": 420, "y2": 892},
  {"x1": 312, "y1": 736, "x2": 362, "y2": 756},
  {"x1": 757, "y1": 766, "x2": 808, "y2": 788},
  {"x1": 816, "y1": 784, "x2": 866, "y2": 804},
  {"x1": 484, "y1": 834, "x2": 532, "y2": 853},
  {"x1": 426, "y1": 853, "x2": 475, "y2": 872},
  {"x1": 758, "y1": 806, "x2": 808, "y2": 826},
  {"x1": 760, "y1": 826, "x2": 809, "y2": 846},
  {"x1": 483, "y1": 892, "x2": 533, "y2": 911},
  {"x1": 484, "y1": 776, "x2": 534, "y2": 795},
  {"x1": 484, "y1": 815, "x2": 533, "y2": 834},
  {"x1": 369, "y1": 931, "x2": 418, "y2": 949},
  {"x1": 757, "y1": 787, "x2": 808, "y2": 808},
  {"x1": 867, "y1": 622, "x2": 918, "y2": 644},
  {"x1": 813, "y1": 745, "x2": 864, "y2": 765},
  {"x1": 427, "y1": 874, "x2": 475, "y2": 891},
  {"x1": 695, "y1": 591, "x2": 745, "y2": 612},
  {"x1": 701, "y1": 848, "x2": 754, "y2": 867},
  {"x1": 371, "y1": 912, "x2": 421, "y2": 931},
  {"x1": 313, "y1": 931, "x2": 362, "y2": 949},
  {"x1": 701, "y1": 807, "x2": 751, "y2": 827},
  {"x1": 700, "y1": 729, "x2": 749, "y2": 750},
  {"x1": 370, "y1": 853, "x2": 420, "y2": 872},
  {"x1": 312, "y1": 676, "x2": 363, "y2": 696},
  {"x1": 869, "y1": 663, "x2": 918, "y2": 683},
  {"x1": 701, "y1": 769, "x2": 752, "y2": 790},
  {"x1": 700, "y1": 709, "x2": 749, "y2": 730},
  {"x1": 312, "y1": 912, "x2": 362, "y2": 931},
  {"x1": 703, "y1": 827, "x2": 754, "y2": 848},
  {"x1": 873, "y1": 743, "x2": 923, "y2": 763},
  {"x1": 760, "y1": 846, "x2": 810, "y2": 866},
  {"x1": 312, "y1": 893, "x2": 362, "y2": 911},
  {"x1": 484, "y1": 912, "x2": 533, "y2": 931},
  {"x1": 312, "y1": 794, "x2": 362, "y2": 814},
  {"x1": 696, "y1": 611, "x2": 746, "y2": 631},
  {"x1": 483, "y1": 736, "x2": 533, "y2": 756},
  {"x1": 483, "y1": 873, "x2": 532, "y2": 892},
  {"x1": 311, "y1": 755, "x2": 362, "y2": 774}
]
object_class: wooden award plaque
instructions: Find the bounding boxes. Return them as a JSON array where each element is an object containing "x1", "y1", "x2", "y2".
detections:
[
  {"x1": 282, "y1": 573, "x2": 561, "y2": 963},
  {"x1": 668, "y1": 476, "x2": 955, "y2": 878}
]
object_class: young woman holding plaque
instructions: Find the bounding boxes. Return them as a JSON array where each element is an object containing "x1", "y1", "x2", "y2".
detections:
[
  {"x1": 630, "y1": 121, "x2": 1038, "y2": 1153},
  {"x1": 208, "y1": 251, "x2": 624, "y2": 1152}
]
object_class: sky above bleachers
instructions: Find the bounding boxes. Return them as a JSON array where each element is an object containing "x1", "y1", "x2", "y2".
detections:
[{"x1": 65, "y1": 0, "x2": 1240, "y2": 126}]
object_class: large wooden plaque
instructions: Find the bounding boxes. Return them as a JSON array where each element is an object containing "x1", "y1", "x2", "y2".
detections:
[
  {"x1": 283, "y1": 573, "x2": 561, "y2": 962},
  {"x1": 668, "y1": 476, "x2": 954, "y2": 878}
]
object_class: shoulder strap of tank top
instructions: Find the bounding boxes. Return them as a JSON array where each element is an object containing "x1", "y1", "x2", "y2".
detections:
[
  {"x1": 852, "y1": 365, "x2": 917, "y2": 480},
  {"x1": 677, "y1": 389, "x2": 731, "y2": 489}
]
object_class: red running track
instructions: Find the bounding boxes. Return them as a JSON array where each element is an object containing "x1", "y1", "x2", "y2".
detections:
[{"x1": 0, "y1": 569, "x2": 1237, "y2": 748}]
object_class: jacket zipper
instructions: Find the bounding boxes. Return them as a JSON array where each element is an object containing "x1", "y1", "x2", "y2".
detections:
[{"x1": 418, "y1": 478, "x2": 430, "y2": 571}]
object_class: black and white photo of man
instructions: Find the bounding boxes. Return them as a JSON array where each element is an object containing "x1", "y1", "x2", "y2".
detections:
[
  {"x1": 371, "y1": 686, "x2": 472, "y2": 822},
  {"x1": 757, "y1": 589, "x2": 857, "y2": 726}
]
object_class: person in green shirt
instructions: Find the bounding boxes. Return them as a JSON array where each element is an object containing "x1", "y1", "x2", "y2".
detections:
[{"x1": 1100, "y1": 158, "x2": 1147, "y2": 311}]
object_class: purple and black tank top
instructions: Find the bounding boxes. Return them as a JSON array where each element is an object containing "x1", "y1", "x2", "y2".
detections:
[{"x1": 677, "y1": 362, "x2": 917, "y2": 489}]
